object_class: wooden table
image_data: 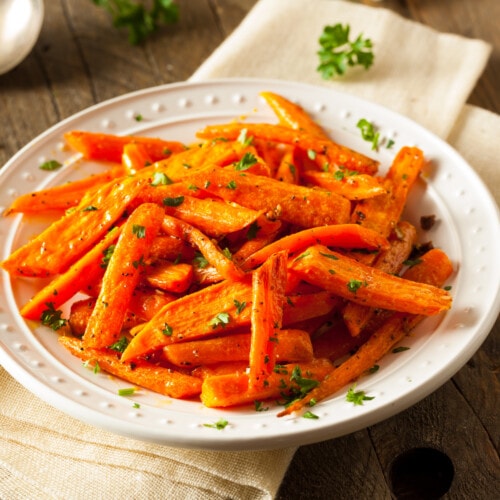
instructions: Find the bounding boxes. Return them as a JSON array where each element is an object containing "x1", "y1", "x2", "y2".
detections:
[{"x1": 0, "y1": 1, "x2": 498, "y2": 498}]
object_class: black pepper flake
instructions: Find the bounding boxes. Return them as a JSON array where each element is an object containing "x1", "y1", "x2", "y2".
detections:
[{"x1": 420, "y1": 214, "x2": 436, "y2": 231}]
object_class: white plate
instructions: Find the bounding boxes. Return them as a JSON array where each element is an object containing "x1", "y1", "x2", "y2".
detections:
[{"x1": 1, "y1": 79, "x2": 499, "y2": 451}]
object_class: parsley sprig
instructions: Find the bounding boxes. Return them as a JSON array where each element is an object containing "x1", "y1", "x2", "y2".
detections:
[
  {"x1": 92, "y1": 0, "x2": 179, "y2": 45},
  {"x1": 317, "y1": 23, "x2": 374, "y2": 79}
]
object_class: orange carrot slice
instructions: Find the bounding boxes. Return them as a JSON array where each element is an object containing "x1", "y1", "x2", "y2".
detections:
[
  {"x1": 83, "y1": 203, "x2": 165, "y2": 348},
  {"x1": 248, "y1": 250, "x2": 288, "y2": 391}
]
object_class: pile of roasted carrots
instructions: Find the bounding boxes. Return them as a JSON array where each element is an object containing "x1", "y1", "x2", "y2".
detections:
[{"x1": 1, "y1": 92, "x2": 453, "y2": 416}]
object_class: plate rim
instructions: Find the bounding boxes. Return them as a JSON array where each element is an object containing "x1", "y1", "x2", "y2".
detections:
[{"x1": 1, "y1": 77, "x2": 499, "y2": 450}]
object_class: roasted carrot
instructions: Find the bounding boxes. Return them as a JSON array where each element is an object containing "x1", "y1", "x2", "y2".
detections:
[
  {"x1": 122, "y1": 143, "x2": 153, "y2": 174},
  {"x1": 144, "y1": 261, "x2": 194, "y2": 293},
  {"x1": 183, "y1": 165, "x2": 351, "y2": 227},
  {"x1": 302, "y1": 170, "x2": 387, "y2": 201},
  {"x1": 242, "y1": 224, "x2": 389, "y2": 270},
  {"x1": 1, "y1": 176, "x2": 146, "y2": 277},
  {"x1": 160, "y1": 215, "x2": 245, "y2": 281},
  {"x1": 121, "y1": 277, "x2": 253, "y2": 362},
  {"x1": 83, "y1": 203, "x2": 165, "y2": 348},
  {"x1": 64, "y1": 130, "x2": 185, "y2": 164},
  {"x1": 279, "y1": 248, "x2": 454, "y2": 416},
  {"x1": 290, "y1": 245, "x2": 452, "y2": 316},
  {"x1": 4, "y1": 166, "x2": 127, "y2": 214},
  {"x1": 163, "y1": 329, "x2": 313, "y2": 368},
  {"x1": 201, "y1": 358, "x2": 333, "y2": 408},
  {"x1": 260, "y1": 91, "x2": 329, "y2": 138},
  {"x1": 20, "y1": 226, "x2": 121, "y2": 321},
  {"x1": 248, "y1": 251, "x2": 288, "y2": 391},
  {"x1": 274, "y1": 147, "x2": 301, "y2": 184},
  {"x1": 60, "y1": 336, "x2": 202, "y2": 399},
  {"x1": 197, "y1": 123, "x2": 379, "y2": 174},
  {"x1": 343, "y1": 221, "x2": 417, "y2": 336}
]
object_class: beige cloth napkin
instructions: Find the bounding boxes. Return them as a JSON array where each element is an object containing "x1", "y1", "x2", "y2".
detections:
[{"x1": 1, "y1": 1, "x2": 497, "y2": 499}]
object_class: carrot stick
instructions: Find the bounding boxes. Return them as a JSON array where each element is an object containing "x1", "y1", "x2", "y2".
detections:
[
  {"x1": 302, "y1": 170, "x2": 387, "y2": 200},
  {"x1": 248, "y1": 250, "x2": 288, "y2": 391},
  {"x1": 144, "y1": 261, "x2": 194, "y2": 293},
  {"x1": 274, "y1": 147, "x2": 301, "y2": 184},
  {"x1": 20, "y1": 226, "x2": 122, "y2": 320},
  {"x1": 163, "y1": 329, "x2": 313, "y2": 368},
  {"x1": 183, "y1": 165, "x2": 351, "y2": 227},
  {"x1": 160, "y1": 215, "x2": 245, "y2": 281},
  {"x1": 83, "y1": 203, "x2": 165, "y2": 348},
  {"x1": 138, "y1": 188, "x2": 263, "y2": 238},
  {"x1": 201, "y1": 358, "x2": 333, "y2": 408},
  {"x1": 59, "y1": 336, "x2": 202, "y2": 399},
  {"x1": 283, "y1": 292, "x2": 342, "y2": 325},
  {"x1": 64, "y1": 130, "x2": 185, "y2": 164},
  {"x1": 279, "y1": 248, "x2": 454, "y2": 416},
  {"x1": 4, "y1": 166, "x2": 127, "y2": 214},
  {"x1": 122, "y1": 143, "x2": 153, "y2": 174},
  {"x1": 351, "y1": 146, "x2": 424, "y2": 234},
  {"x1": 1, "y1": 176, "x2": 146, "y2": 277},
  {"x1": 290, "y1": 245, "x2": 452, "y2": 316},
  {"x1": 242, "y1": 224, "x2": 389, "y2": 270},
  {"x1": 197, "y1": 123, "x2": 379, "y2": 174},
  {"x1": 121, "y1": 277, "x2": 253, "y2": 362},
  {"x1": 343, "y1": 221, "x2": 417, "y2": 336},
  {"x1": 260, "y1": 91, "x2": 329, "y2": 138}
]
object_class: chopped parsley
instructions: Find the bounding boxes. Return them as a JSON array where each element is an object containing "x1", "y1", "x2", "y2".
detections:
[
  {"x1": 317, "y1": 23, "x2": 374, "y2": 79},
  {"x1": 356, "y1": 118, "x2": 380, "y2": 151},
  {"x1": 392, "y1": 346, "x2": 410, "y2": 353},
  {"x1": 39, "y1": 159, "x2": 63, "y2": 171},
  {"x1": 132, "y1": 224, "x2": 146, "y2": 239},
  {"x1": 347, "y1": 279, "x2": 364, "y2": 294},
  {"x1": 234, "y1": 152, "x2": 257, "y2": 171},
  {"x1": 40, "y1": 302, "x2": 67, "y2": 331},
  {"x1": 101, "y1": 244, "x2": 116, "y2": 268},
  {"x1": 234, "y1": 299, "x2": 247, "y2": 315},
  {"x1": 203, "y1": 418, "x2": 229, "y2": 430},
  {"x1": 162, "y1": 323, "x2": 173, "y2": 336},
  {"x1": 303, "y1": 411, "x2": 319, "y2": 419},
  {"x1": 346, "y1": 385, "x2": 374, "y2": 405},
  {"x1": 151, "y1": 172, "x2": 173, "y2": 186},
  {"x1": 163, "y1": 196, "x2": 185, "y2": 207},
  {"x1": 209, "y1": 312, "x2": 231, "y2": 329},
  {"x1": 109, "y1": 336, "x2": 129, "y2": 353},
  {"x1": 226, "y1": 180, "x2": 238, "y2": 190},
  {"x1": 192, "y1": 251, "x2": 209, "y2": 269},
  {"x1": 118, "y1": 387, "x2": 137, "y2": 396}
]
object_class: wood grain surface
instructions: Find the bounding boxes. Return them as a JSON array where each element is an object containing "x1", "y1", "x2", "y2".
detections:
[{"x1": 0, "y1": 1, "x2": 498, "y2": 499}]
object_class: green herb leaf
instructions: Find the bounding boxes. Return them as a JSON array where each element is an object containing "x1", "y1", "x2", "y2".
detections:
[
  {"x1": 109, "y1": 335, "x2": 129, "y2": 353},
  {"x1": 192, "y1": 251, "x2": 209, "y2": 269},
  {"x1": 162, "y1": 323, "x2": 173, "y2": 336},
  {"x1": 234, "y1": 299, "x2": 247, "y2": 315},
  {"x1": 163, "y1": 195, "x2": 184, "y2": 207},
  {"x1": 203, "y1": 418, "x2": 229, "y2": 430},
  {"x1": 234, "y1": 152, "x2": 258, "y2": 171},
  {"x1": 39, "y1": 159, "x2": 63, "y2": 171},
  {"x1": 392, "y1": 346, "x2": 410, "y2": 353},
  {"x1": 356, "y1": 118, "x2": 380, "y2": 151},
  {"x1": 118, "y1": 387, "x2": 137, "y2": 396},
  {"x1": 303, "y1": 411, "x2": 319, "y2": 419},
  {"x1": 317, "y1": 23, "x2": 374, "y2": 79},
  {"x1": 92, "y1": 0, "x2": 179, "y2": 45},
  {"x1": 226, "y1": 180, "x2": 237, "y2": 190},
  {"x1": 40, "y1": 302, "x2": 67, "y2": 331},
  {"x1": 132, "y1": 224, "x2": 146, "y2": 238},
  {"x1": 209, "y1": 312, "x2": 231, "y2": 329},
  {"x1": 346, "y1": 385, "x2": 374, "y2": 405},
  {"x1": 151, "y1": 172, "x2": 173, "y2": 186},
  {"x1": 101, "y1": 244, "x2": 116, "y2": 268},
  {"x1": 347, "y1": 279, "x2": 364, "y2": 294},
  {"x1": 82, "y1": 205, "x2": 98, "y2": 212}
]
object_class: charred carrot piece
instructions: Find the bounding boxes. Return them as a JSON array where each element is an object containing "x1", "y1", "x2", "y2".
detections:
[
  {"x1": 279, "y1": 248, "x2": 454, "y2": 416},
  {"x1": 201, "y1": 358, "x2": 333, "y2": 408},
  {"x1": 60, "y1": 336, "x2": 201, "y2": 399},
  {"x1": 138, "y1": 188, "x2": 263, "y2": 238},
  {"x1": 197, "y1": 123, "x2": 379, "y2": 174},
  {"x1": 183, "y1": 165, "x2": 351, "y2": 227},
  {"x1": 260, "y1": 91, "x2": 329, "y2": 138},
  {"x1": 1, "y1": 176, "x2": 146, "y2": 277},
  {"x1": 163, "y1": 329, "x2": 313, "y2": 368},
  {"x1": 242, "y1": 224, "x2": 389, "y2": 270},
  {"x1": 64, "y1": 130, "x2": 185, "y2": 164},
  {"x1": 121, "y1": 277, "x2": 253, "y2": 362},
  {"x1": 20, "y1": 226, "x2": 122, "y2": 321},
  {"x1": 4, "y1": 166, "x2": 127, "y2": 214},
  {"x1": 248, "y1": 251, "x2": 288, "y2": 391},
  {"x1": 290, "y1": 245, "x2": 452, "y2": 316},
  {"x1": 343, "y1": 221, "x2": 417, "y2": 336},
  {"x1": 83, "y1": 203, "x2": 165, "y2": 348},
  {"x1": 160, "y1": 215, "x2": 245, "y2": 281},
  {"x1": 302, "y1": 170, "x2": 387, "y2": 201}
]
